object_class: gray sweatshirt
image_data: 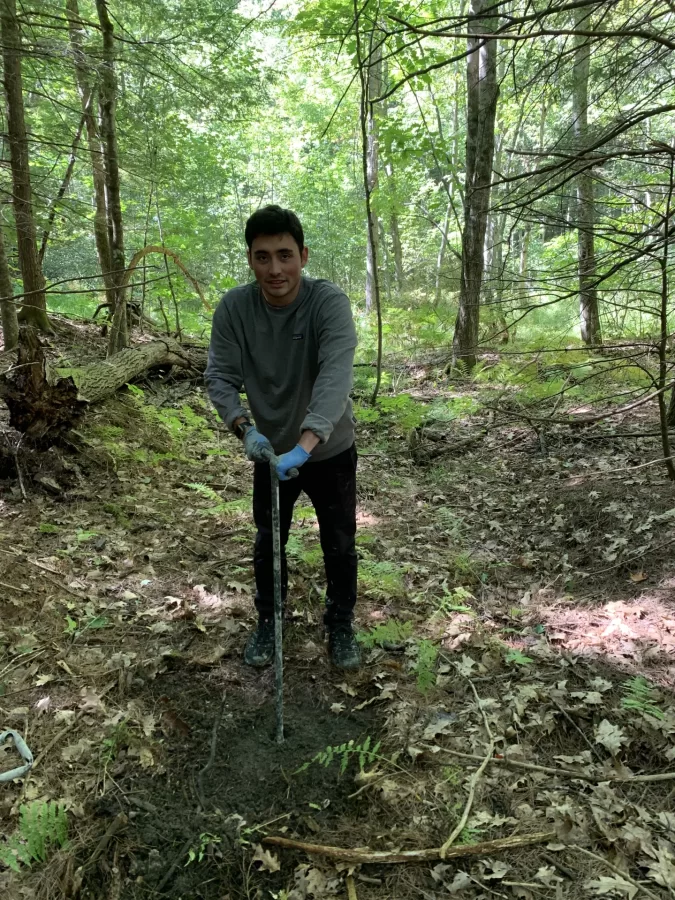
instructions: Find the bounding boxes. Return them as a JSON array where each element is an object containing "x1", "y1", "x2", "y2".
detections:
[{"x1": 205, "y1": 276, "x2": 357, "y2": 462}]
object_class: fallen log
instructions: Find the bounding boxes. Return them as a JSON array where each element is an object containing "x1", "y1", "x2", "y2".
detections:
[{"x1": 0, "y1": 326, "x2": 195, "y2": 446}]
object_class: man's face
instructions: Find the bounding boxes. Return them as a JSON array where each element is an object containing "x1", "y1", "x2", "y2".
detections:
[{"x1": 248, "y1": 232, "x2": 309, "y2": 305}]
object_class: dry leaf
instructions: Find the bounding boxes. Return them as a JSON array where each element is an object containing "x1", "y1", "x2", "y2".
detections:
[
  {"x1": 585, "y1": 875, "x2": 638, "y2": 899},
  {"x1": 139, "y1": 747, "x2": 154, "y2": 768},
  {"x1": 337, "y1": 682, "x2": 357, "y2": 697},
  {"x1": 252, "y1": 844, "x2": 280, "y2": 873},
  {"x1": 595, "y1": 720, "x2": 629, "y2": 756},
  {"x1": 330, "y1": 702, "x2": 345, "y2": 714},
  {"x1": 629, "y1": 572, "x2": 647, "y2": 583}
]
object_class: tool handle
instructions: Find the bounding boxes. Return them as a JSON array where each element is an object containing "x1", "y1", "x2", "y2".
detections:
[{"x1": 269, "y1": 460, "x2": 284, "y2": 744}]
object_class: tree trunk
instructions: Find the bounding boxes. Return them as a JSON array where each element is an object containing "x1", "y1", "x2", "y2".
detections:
[
  {"x1": 573, "y1": 6, "x2": 601, "y2": 346},
  {"x1": 0, "y1": 224, "x2": 18, "y2": 349},
  {"x1": 94, "y1": 0, "x2": 126, "y2": 355},
  {"x1": 364, "y1": 33, "x2": 382, "y2": 313},
  {"x1": 39, "y1": 112, "x2": 85, "y2": 264},
  {"x1": 0, "y1": 0, "x2": 50, "y2": 332},
  {"x1": 452, "y1": 0, "x2": 499, "y2": 370},
  {"x1": 0, "y1": 327, "x2": 193, "y2": 446},
  {"x1": 434, "y1": 200, "x2": 452, "y2": 306},
  {"x1": 65, "y1": 0, "x2": 115, "y2": 312},
  {"x1": 384, "y1": 163, "x2": 405, "y2": 294}
]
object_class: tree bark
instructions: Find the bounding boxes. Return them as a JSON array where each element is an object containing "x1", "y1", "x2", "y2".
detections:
[
  {"x1": 0, "y1": 327, "x2": 193, "y2": 446},
  {"x1": 364, "y1": 32, "x2": 382, "y2": 313},
  {"x1": 94, "y1": 0, "x2": 126, "y2": 355},
  {"x1": 573, "y1": 6, "x2": 601, "y2": 346},
  {"x1": 0, "y1": 0, "x2": 50, "y2": 332},
  {"x1": 355, "y1": 9, "x2": 383, "y2": 403},
  {"x1": 451, "y1": 0, "x2": 499, "y2": 370},
  {"x1": 0, "y1": 223, "x2": 18, "y2": 349},
  {"x1": 65, "y1": 0, "x2": 115, "y2": 316}
]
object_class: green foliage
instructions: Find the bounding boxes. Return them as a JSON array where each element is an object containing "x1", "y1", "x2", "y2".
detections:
[
  {"x1": 431, "y1": 584, "x2": 474, "y2": 619},
  {"x1": 413, "y1": 639, "x2": 438, "y2": 693},
  {"x1": 505, "y1": 649, "x2": 534, "y2": 666},
  {"x1": 185, "y1": 483, "x2": 249, "y2": 517},
  {"x1": 0, "y1": 801, "x2": 68, "y2": 872},
  {"x1": 39, "y1": 523, "x2": 59, "y2": 534},
  {"x1": 295, "y1": 736, "x2": 381, "y2": 776},
  {"x1": 356, "y1": 619, "x2": 414, "y2": 648},
  {"x1": 621, "y1": 677, "x2": 664, "y2": 720},
  {"x1": 358, "y1": 559, "x2": 406, "y2": 599},
  {"x1": 186, "y1": 833, "x2": 221, "y2": 866}
]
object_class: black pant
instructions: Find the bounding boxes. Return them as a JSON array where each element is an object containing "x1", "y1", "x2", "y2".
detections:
[{"x1": 253, "y1": 444, "x2": 357, "y2": 624}]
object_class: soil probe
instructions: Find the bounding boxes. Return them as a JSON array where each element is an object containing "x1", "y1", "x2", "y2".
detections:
[{"x1": 270, "y1": 458, "x2": 284, "y2": 743}]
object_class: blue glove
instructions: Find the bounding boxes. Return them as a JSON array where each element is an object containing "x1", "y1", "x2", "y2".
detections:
[
  {"x1": 243, "y1": 426, "x2": 274, "y2": 463},
  {"x1": 275, "y1": 444, "x2": 311, "y2": 481}
]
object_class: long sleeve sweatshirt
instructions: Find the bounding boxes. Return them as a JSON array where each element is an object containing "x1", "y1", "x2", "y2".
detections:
[{"x1": 205, "y1": 276, "x2": 357, "y2": 462}]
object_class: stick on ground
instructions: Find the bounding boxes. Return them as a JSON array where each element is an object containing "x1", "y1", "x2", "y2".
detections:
[{"x1": 263, "y1": 830, "x2": 557, "y2": 865}]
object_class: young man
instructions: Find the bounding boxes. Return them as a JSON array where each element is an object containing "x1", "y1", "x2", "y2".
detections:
[{"x1": 205, "y1": 205, "x2": 361, "y2": 670}]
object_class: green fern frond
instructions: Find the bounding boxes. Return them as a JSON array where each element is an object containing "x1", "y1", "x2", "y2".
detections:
[
  {"x1": 0, "y1": 801, "x2": 68, "y2": 872},
  {"x1": 295, "y1": 737, "x2": 382, "y2": 775},
  {"x1": 621, "y1": 677, "x2": 664, "y2": 720}
]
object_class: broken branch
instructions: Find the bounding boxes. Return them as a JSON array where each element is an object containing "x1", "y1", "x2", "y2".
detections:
[{"x1": 263, "y1": 830, "x2": 557, "y2": 864}]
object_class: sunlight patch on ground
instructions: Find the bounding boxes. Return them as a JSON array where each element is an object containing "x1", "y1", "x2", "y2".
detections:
[
  {"x1": 532, "y1": 592, "x2": 675, "y2": 682},
  {"x1": 356, "y1": 507, "x2": 380, "y2": 527}
]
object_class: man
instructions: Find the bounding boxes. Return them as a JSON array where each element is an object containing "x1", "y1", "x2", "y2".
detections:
[{"x1": 205, "y1": 205, "x2": 360, "y2": 670}]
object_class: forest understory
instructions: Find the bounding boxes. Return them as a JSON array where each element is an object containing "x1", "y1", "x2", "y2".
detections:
[{"x1": 0, "y1": 319, "x2": 674, "y2": 900}]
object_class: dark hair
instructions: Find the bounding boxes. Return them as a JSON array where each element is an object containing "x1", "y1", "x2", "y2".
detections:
[{"x1": 245, "y1": 205, "x2": 305, "y2": 252}]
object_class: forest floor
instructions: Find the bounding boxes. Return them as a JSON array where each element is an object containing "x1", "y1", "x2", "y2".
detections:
[{"x1": 1, "y1": 318, "x2": 674, "y2": 900}]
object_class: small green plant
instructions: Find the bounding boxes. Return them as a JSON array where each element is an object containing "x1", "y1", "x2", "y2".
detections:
[
  {"x1": 295, "y1": 737, "x2": 381, "y2": 775},
  {"x1": 39, "y1": 523, "x2": 59, "y2": 534},
  {"x1": 359, "y1": 559, "x2": 406, "y2": 599},
  {"x1": 621, "y1": 677, "x2": 664, "y2": 719},
  {"x1": 0, "y1": 801, "x2": 68, "y2": 872},
  {"x1": 414, "y1": 639, "x2": 438, "y2": 692},
  {"x1": 431, "y1": 584, "x2": 474, "y2": 619},
  {"x1": 185, "y1": 832, "x2": 221, "y2": 865},
  {"x1": 357, "y1": 619, "x2": 414, "y2": 649},
  {"x1": 186, "y1": 483, "x2": 250, "y2": 517},
  {"x1": 505, "y1": 649, "x2": 533, "y2": 666}
]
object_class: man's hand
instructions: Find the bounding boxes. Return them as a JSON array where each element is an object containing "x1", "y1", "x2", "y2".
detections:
[
  {"x1": 275, "y1": 444, "x2": 311, "y2": 481},
  {"x1": 243, "y1": 426, "x2": 274, "y2": 463}
]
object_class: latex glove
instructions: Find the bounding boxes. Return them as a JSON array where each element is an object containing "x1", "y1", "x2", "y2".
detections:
[
  {"x1": 243, "y1": 426, "x2": 274, "y2": 463},
  {"x1": 275, "y1": 444, "x2": 311, "y2": 481}
]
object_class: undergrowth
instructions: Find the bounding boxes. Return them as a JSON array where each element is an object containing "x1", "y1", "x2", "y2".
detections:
[{"x1": 0, "y1": 801, "x2": 68, "y2": 872}]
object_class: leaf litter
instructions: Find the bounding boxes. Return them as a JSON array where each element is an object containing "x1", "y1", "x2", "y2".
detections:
[{"x1": 0, "y1": 353, "x2": 674, "y2": 899}]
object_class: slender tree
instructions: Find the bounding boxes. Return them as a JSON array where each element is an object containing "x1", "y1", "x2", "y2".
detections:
[
  {"x1": 573, "y1": 6, "x2": 601, "y2": 345},
  {"x1": 364, "y1": 30, "x2": 382, "y2": 313},
  {"x1": 95, "y1": 0, "x2": 127, "y2": 354},
  {"x1": 65, "y1": 0, "x2": 115, "y2": 311},
  {"x1": 0, "y1": 221, "x2": 18, "y2": 350},
  {"x1": 452, "y1": 0, "x2": 499, "y2": 369},
  {"x1": 0, "y1": 0, "x2": 50, "y2": 332}
]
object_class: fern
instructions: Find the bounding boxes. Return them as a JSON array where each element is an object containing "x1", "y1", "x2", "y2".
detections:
[
  {"x1": 414, "y1": 639, "x2": 438, "y2": 693},
  {"x1": 185, "y1": 484, "x2": 250, "y2": 517},
  {"x1": 295, "y1": 737, "x2": 382, "y2": 775},
  {"x1": 621, "y1": 677, "x2": 664, "y2": 720},
  {"x1": 0, "y1": 801, "x2": 68, "y2": 872},
  {"x1": 357, "y1": 619, "x2": 413, "y2": 649}
]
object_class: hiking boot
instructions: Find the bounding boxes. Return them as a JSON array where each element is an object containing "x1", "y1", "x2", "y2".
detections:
[
  {"x1": 327, "y1": 622, "x2": 361, "y2": 670},
  {"x1": 244, "y1": 618, "x2": 275, "y2": 667}
]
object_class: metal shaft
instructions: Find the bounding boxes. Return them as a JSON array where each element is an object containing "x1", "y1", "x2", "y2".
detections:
[{"x1": 270, "y1": 460, "x2": 284, "y2": 743}]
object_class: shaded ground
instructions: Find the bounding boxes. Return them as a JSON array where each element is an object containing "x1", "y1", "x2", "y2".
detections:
[{"x1": 1, "y1": 325, "x2": 674, "y2": 899}]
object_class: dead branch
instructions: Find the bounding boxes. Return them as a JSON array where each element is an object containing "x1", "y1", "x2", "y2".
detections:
[{"x1": 263, "y1": 830, "x2": 557, "y2": 864}]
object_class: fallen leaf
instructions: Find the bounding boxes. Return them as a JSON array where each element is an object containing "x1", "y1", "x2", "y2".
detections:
[
  {"x1": 252, "y1": 844, "x2": 280, "y2": 874},
  {"x1": 629, "y1": 572, "x2": 648, "y2": 583},
  {"x1": 139, "y1": 746, "x2": 154, "y2": 768},
  {"x1": 35, "y1": 674, "x2": 55, "y2": 687},
  {"x1": 330, "y1": 702, "x2": 345, "y2": 715},
  {"x1": 595, "y1": 720, "x2": 629, "y2": 756},
  {"x1": 585, "y1": 875, "x2": 638, "y2": 899},
  {"x1": 337, "y1": 682, "x2": 357, "y2": 697}
]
